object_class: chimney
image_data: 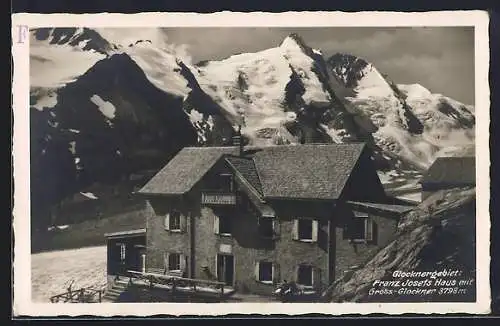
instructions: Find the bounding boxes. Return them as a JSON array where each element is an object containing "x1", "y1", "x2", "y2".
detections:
[{"x1": 232, "y1": 125, "x2": 244, "y2": 156}]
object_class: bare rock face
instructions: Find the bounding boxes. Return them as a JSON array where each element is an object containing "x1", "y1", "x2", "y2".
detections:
[{"x1": 322, "y1": 187, "x2": 476, "y2": 303}]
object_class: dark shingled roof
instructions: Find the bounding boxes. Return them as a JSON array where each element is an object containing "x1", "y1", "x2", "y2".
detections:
[
  {"x1": 420, "y1": 157, "x2": 476, "y2": 185},
  {"x1": 252, "y1": 143, "x2": 365, "y2": 200},
  {"x1": 139, "y1": 143, "x2": 366, "y2": 200},
  {"x1": 138, "y1": 146, "x2": 238, "y2": 195}
]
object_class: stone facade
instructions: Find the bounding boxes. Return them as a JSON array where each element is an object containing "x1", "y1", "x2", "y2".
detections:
[
  {"x1": 142, "y1": 158, "x2": 400, "y2": 296},
  {"x1": 332, "y1": 204, "x2": 399, "y2": 281}
]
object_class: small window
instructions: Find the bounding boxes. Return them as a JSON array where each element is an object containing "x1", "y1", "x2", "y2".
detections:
[
  {"x1": 350, "y1": 217, "x2": 366, "y2": 240},
  {"x1": 298, "y1": 219, "x2": 313, "y2": 240},
  {"x1": 258, "y1": 218, "x2": 274, "y2": 238},
  {"x1": 219, "y1": 215, "x2": 231, "y2": 235},
  {"x1": 167, "y1": 253, "x2": 181, "y2": 271},
  {"x1": 346, "y1": 214, "x2": 373, "y2": 242},
  {"x1": 165, "y1": 210, "x2": 181, "y2": 231},
  {"x1": 293, "y1": 219, "x2": 318, "y2": 242},
  {"x1": 297, "y1": 265, "x2": 313, "y2": 287},
  {"x1": 258, "y1": 262, "x2": 273, "y2": 283},
  {"x1": 217, "y1": 215, "x2": 232, "y2": 235}
]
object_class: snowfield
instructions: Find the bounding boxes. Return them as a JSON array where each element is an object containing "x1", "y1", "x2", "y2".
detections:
[
  {"x1": 124, "y1": 42, "x2": 191, "y2": 97},
  {"x1": 30, "y1": 42, "x2": 106, "y2": 90},
  {"x1": 31, "y1": 246, "x2": 107, "y2": 302},
  {"x1": 30, "y1": 29, "x2": 108, "y2": 111}
]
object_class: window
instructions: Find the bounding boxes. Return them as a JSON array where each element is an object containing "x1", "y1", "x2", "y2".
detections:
[
  {"x1": 166, "y1": 253, "x2": 181, "y2": 271},
  {"x1": 258, "y1": 218, "x2": 274, "y2": 238},
  {"x1": 298, "y1": 219, "x2": 313, "y2": 240},
  {"x1": 219, "y1": 216, "x2": 231, "y2": 235},
  {"x1": 297, "y1": 264, "x2": 313, "y2": 287},
  {"x1": 214, "y1": 214, "x2": 232, "y2": 236},
  {"x1": 346, "y1": 213, "x2": 374, "y2": 243},
  {"x1": 293, "y1": 218, "x2": 318, "y2": 242},
  {"x1": 255, "y1": 261, "x2": 277, "y2": 284},
  {"x1": 165, "y1": 210, "x2": 181, "y2": 231},
  {"x1": 164, "y1": 253, "x2": 186, "y2": 275},
  {"x1": 350, "y1": 217, "x2": 366, "y2": 240}
]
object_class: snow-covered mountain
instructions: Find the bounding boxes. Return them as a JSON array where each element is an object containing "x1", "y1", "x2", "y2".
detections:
[
  {"x1": 29, "y1": 28, "x2": 475, "y2": 227},
  {"x1": 29, "y1": 28, "x2": 234, "y2": 228},
  {"x1": 328, "y1": 53, "x2": 475, "y2": 169}
]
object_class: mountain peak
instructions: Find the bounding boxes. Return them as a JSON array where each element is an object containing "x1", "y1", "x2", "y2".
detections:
[{"x1": 280, "y1": 33, "x2": 314, "y2": 55}]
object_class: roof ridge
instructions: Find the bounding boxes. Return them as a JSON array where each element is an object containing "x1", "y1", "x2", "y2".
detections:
[{"x1": 251, "y1": 155, "x2": 265, "y2": 198}]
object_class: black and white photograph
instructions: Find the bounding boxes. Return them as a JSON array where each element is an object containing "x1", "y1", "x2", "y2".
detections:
[{"x1": 12, "y1": 11, "x2": 491, "y2": 316}]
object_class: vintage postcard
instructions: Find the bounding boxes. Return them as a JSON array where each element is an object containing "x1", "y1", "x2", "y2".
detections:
[{"x1": 12, "y1": 11, "x2": 491, "y2": 316}]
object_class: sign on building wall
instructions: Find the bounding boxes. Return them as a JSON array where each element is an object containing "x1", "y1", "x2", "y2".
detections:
[
  {"x1": 201, "y1": 192, "x2": 237, "y2": 205},
  {"x1": 219, "y1": 244, "x2": 232, "y2": 254}
]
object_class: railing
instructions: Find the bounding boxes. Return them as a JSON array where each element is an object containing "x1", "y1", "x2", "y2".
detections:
[
  {"x1": 201, "y1": 192, "x2": 237, "y2": 205},
  {"x1": 49, "y1": 284, "x2": 107, "y2": 303},
  {"x1": 126, "y1": 270, "x2": 231, "y2": 298}
]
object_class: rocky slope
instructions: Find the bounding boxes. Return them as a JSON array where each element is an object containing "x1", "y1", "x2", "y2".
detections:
[
  {"x1": 322, "y1": 187, "x2": 476, "y2": 303},
  {"x1": 29, "y1": 28, "x2": 476, "y2": 228}
]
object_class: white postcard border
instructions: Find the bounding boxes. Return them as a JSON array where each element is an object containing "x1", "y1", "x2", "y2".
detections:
[{"x1": 12, "y1": 10, "x2": 491, "y2": 316}]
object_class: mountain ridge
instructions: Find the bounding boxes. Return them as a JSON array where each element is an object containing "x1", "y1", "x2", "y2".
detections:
[{"x1": 29, "y1": 28, "x2": 475, "y2": 229}]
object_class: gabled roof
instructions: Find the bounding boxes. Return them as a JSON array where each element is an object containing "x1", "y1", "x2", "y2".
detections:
[
  {"x1": 139, "y1": 143, "x2": 367, "y2": 200},
  {"x1": 252, "y1": 143, "x2": 366, "y2": 200},
  {"x1": 137, "y1": 146, "x2": 238, "y2": 195},
  {"x1": 420, "y1": 156, "x2": 476, "y2": 186},
  {"x1": 225, "y1": 156, "x2": 263, "y2": 196}
]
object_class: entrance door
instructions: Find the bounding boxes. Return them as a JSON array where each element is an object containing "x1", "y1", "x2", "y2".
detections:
[
  {"x1": 117, "y1": 243, "x2": 127, "y2": 275},
  {"x1": 216, "y1": 254, "x2": 234, "y2": 285}
]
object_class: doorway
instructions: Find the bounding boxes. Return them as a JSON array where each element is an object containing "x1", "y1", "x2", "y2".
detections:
[{"x1": 216, "y1": 254, "x2": 234, "y2": 285}]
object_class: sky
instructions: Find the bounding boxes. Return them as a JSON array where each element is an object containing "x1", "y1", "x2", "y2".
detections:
[{"x1": 98, "y1": 27, "x2": 475, "y2": 105}]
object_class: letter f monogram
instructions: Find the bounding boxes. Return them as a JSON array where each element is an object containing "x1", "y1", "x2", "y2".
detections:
[{"x1": 17, "y1": 25, "x2": 28, "y2": 44}]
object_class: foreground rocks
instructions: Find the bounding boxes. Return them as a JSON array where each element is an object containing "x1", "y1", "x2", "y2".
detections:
[{"x1": 322, "y1": 187, "x2": 476, "y2": 303}]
